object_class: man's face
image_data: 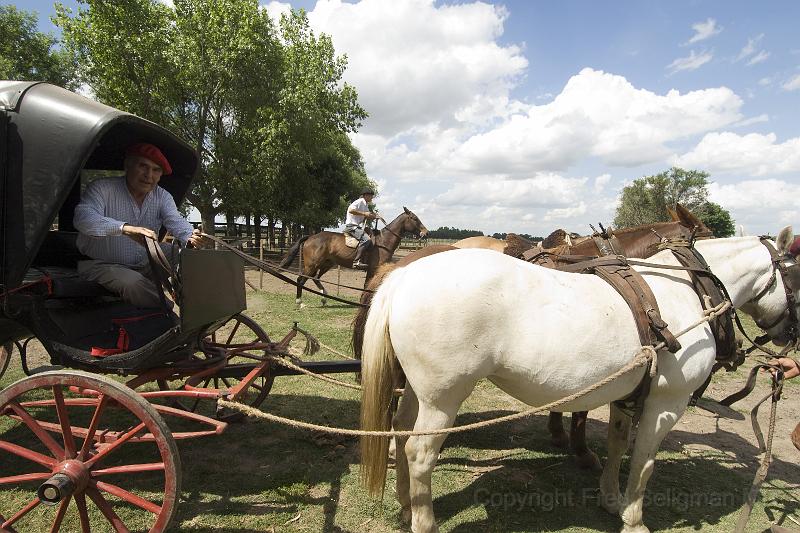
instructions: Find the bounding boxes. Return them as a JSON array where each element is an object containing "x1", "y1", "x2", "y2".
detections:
[
  {"x1": 363, "y1": 193, "x2": 374, "y2": 203},
  {"x1": 125, "y1": 155, "x2": 164, "y2": 197}
]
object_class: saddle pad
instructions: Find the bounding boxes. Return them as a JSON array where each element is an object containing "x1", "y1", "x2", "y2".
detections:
[{"x1": 344, "y1": 234, "x2": 360, "y2": 248}]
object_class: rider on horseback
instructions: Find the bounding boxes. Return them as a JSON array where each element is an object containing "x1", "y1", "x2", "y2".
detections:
[{"x1": 345, "y1": 188, "x2": 378, "y2": 270}]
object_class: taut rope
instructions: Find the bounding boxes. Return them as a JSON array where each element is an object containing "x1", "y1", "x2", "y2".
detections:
[{"x1": 218, "y1": 301, "x2": 731, "y2": 437}]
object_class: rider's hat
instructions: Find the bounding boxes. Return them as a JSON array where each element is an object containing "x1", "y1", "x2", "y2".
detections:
[
  {"x1": 125, "y1": 143, "x2": 172, "y2": 175},
  {"x1": 361, "y1": 187, "x2": 375, "y2": 196}
]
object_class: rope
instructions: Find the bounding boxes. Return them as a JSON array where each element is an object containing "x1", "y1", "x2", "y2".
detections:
[
  {"x1": 202, "y1": 233, "x2": 369, "y2": 308},
  {"x1": 732, "y1": 372, "x2": 783, "y2": 533},
  {"x1": 205, "y1": 232, "x2": 376, "y2": 293},
  {"x1": 219, "y1": 300, "x2": 732, "y2": 437}
]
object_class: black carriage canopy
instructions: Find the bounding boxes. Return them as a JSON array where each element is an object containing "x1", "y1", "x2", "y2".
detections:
[{"x1": 0, "y1": 81, "x2": 199, "y2": 290}]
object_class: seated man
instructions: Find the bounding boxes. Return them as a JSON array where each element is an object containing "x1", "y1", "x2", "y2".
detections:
[
  {"x1": 344, "y1": 187, "x2": 378, "y2": 270},
  {"x1": 73, "y1": 142, "x2": 203, "y2": 308}
]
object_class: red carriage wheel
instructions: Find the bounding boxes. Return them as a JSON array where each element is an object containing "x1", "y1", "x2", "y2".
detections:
[
  {"x1": 201, "y1": 313, "x2": 275, "y2": 410},
  {"x1": 0, "y1": 343, "x2": 11, "y2": 382},
  {"x1": 0, "y1": 370, "x2": 181, "y2": 532}
]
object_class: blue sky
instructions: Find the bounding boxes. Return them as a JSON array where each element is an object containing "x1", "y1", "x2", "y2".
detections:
[{"x1": 15, "y1": 0, "x2": 800, "y2": 236}]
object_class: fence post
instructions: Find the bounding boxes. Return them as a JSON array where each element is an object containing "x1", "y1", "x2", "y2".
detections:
[
  {"x1": 337, "y1": 265, "x2": 341, "y2": 296},
  {"x1": 259, "y1": 241, "x2": 264, "y2": 290}
]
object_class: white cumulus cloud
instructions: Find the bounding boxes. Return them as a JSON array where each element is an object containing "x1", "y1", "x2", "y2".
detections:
[
  {"x1": 305, "y1": 0, "x2": 528, "y2": 136},
  {"x1": 450, "y1": 68, "x2": 743, "y2": 174},
  {"x1": 674, "y1": 132, "x2": 800, "y2": 175}
]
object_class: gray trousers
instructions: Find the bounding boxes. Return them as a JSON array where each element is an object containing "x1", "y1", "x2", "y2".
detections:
[
  {"x1": 78, "y1": 243, "x2": 178, "y2": 308},
  {"x1": 344, "y1": 224, "x2": 370, "y2": 245}
]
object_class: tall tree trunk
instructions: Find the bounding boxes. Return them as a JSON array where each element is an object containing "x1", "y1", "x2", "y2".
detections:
[
  {"x1": 279, "y1": 223, "x2": 286, "y2": 249},
  {"x1": 225, "y1": 211, "x2": 236, "y2": 237},
  {"x1": 245, "y1": 214, "x2": 252, "y2": 238},
  {"x1": 254, "y1": 214, "x2": 262, "y2": 249},
  {"x1": 199, "y1": 205, "x2": 217, "y2": 238},
  {"x1": 267, "y1": 217, "x2": 275, "y2": 250}
]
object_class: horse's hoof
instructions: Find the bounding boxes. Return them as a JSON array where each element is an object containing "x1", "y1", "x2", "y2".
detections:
[
  {"x1": 550, "y1": 431, "x2": 570, "y2": 449},
  {"x1": 400, "y1": 507, "x2": 412, "y2": 525},
  {"x1": 320, "y1": 299, "x2": 327, "y2": 307},
  {"x1": 574, "y1": 450, "x2": 602, "y2": 471}
]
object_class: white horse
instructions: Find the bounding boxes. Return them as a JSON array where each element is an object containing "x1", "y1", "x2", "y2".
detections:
[{"x1": 360, "y1": 228, "x2": 799, "y2": 533}]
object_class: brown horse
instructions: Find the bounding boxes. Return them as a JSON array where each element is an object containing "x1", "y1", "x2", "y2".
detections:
[
  {"x1": 352, "y1": 204, "x2": 711, "y2": 468},
  {"x1": 280, "y1": 207, "x2": 427, "y2": 306}
]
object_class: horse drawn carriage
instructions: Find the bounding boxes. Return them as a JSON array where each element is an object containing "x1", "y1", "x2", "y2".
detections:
[{"x1": 0, "y1": 81, "x2": 361, "y2": 531}]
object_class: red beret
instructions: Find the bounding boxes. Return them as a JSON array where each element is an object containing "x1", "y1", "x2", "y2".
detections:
[
  {"x1": 125, "y1": 143, "x2": 172, "y2": 175},
  {"x1": 789, "y1": 236, "x2": 800, "y2": 257}
]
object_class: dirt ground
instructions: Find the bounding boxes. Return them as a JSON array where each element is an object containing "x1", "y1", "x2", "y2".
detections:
[{"x1": 247, "y1": 248, "x2": 800, "y2": 493}]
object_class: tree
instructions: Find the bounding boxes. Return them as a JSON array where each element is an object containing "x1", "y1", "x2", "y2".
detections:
[
  {"x1": 614, "y1": 167, "x2": 710, "y2": 228},
  {"x1": 0, "y1": 5, "x2": 77, "y2": 87},
  {"x1": 699, "y1": 201, "x2": 735, "y2": 237},
  {"x1": 56, "y1": 1, "x2": 367, "y2": 233}
]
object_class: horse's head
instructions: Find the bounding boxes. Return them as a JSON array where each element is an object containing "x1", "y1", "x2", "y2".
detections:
[
  {"x1": 746, "y1": 226, "x2": 800, "y2": 347},
  {"x1": 400, "y1": 207, "x2": 428, "y2": 239}
]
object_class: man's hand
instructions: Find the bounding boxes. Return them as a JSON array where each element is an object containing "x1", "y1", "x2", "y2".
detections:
[
  {"x1": 366, "y1": 212, "x2": 378, "y2": 220},
  {"x1": 767, "y1": 357, "x2": 800, "y2": 380},
  {"x1": 187, "y1": 228, "x2": 207, "y2": 248},
  {"x1": 122, "y1": 224, "x2": 157, "y2": 246}
]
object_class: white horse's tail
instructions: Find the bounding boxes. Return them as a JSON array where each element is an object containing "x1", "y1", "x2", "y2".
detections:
[{"x1": 360, "y1": 271, "x2": 401, "y2": 497}]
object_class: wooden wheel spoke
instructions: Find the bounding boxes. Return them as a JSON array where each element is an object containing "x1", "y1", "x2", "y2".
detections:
[
  {"x1": 0, "y1": 439, "x2": 56, "y2": 468},
  {"x1": 50, "y1": 495, "x2": 72, "y2": 533},
  {"x1": 94, "y1": 480, "x2": 162, "y2": 514},
  {"x1": 85, "y1": 422, "x2": 146, "y2": 469},
  {"x1": 92, "y1": 462, "x2": 166, "y2": 476},
  {"x1": 53, "y1": 386, "x2": 77, "y2": 459},
  {"x1": 7, "y1": 401, "x2": 65, "y2": 460},
  {"x1": 225, "y1": 320, "x2": 242, "y2": 345},
  {"x1": 86, "y1": 486, "x2": 130, "y2": 533},
  {"x1": 75, "y1": 493, "x2": 91, "y2": 533},
  {"x1": 79, "y1": 395, "x2": 108, "y2": 461},
  {"x1": 2, "y1": 496, "x2": 40, "y2": 528},
  {"x1": 0, "y1": 472, "x2": 51, "y2": 485}
]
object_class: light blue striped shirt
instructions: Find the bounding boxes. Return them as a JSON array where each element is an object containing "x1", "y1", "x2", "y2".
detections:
[{"x1": 73, "y1": 176, "x2": 194, "y2": 267}]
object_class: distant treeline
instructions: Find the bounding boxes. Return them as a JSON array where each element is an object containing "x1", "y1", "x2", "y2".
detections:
[
  {"x1": 426, "y1": 227, "x2": 484, "y2": 239},
  {"x1": 426, "y1": 227, "x2": 544, "y2": 241},
  {"x1": 491, "y1": 232, "x2": 542, "y2": 242}
]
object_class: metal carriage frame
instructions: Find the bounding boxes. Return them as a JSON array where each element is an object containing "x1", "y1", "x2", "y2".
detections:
[{"x1": 0, "y1": 81, "x2": 359, "y2": 532}]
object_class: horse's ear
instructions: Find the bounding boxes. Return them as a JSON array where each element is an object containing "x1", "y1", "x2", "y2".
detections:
[
  {"x1": 675, "y1": 204, "x2": 705, "y2": 229},
  {"x1": 403, "y1": 206, "x2": 410, "y2": 214},
  {"x1": 666, "y1": 206, "x2": 679, "y2": 221},
  {"x1": 776, "y1": 226, "x2": 794, "y2": 255}
]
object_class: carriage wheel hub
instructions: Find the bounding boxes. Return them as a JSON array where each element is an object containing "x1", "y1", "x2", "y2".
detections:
[{"x1": 38, "y1": 460, "x2": 89, "y2": 505}]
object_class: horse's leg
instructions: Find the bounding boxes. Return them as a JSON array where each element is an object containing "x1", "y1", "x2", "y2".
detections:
[
  {"x1": 599, "y1": 403, "x2": 631, "y2": 515},
  {"x1": 295, "y1": 275, "x2": 308, "y2": 307},
  {"x1": 571, "y1": 411, "x2": 602, "y2": 470},
  {"x1": 315, "y1": 265, "x2": 331, "y2": 306},
  {"x1": 405, "y1": 398, "x2": 463, "y2": 533},
  {"x1": 619, "y1": 396, "x2": 687, "y2": 533},
  {"x1": 393, "y1": 386, "x2": 419, "y2": 525},
  {"x1": 547, "y1": 411, "x2": 569, "y2": 449}
]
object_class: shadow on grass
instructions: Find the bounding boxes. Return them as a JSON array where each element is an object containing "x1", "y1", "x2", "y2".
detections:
[{"x1": 3, "y1": 393, "x2": 797, "y2": 532}]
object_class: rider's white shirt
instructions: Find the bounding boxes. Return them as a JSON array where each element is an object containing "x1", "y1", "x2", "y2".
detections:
[{"x1": 345, "y1": 197, "x2": 368, "y2": 226}]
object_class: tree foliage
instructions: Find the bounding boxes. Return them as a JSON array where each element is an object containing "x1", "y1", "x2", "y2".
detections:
[
  {"x1": 613, "y1": 167, "x2": 736, "y2": 237},
  {"x1": 699, "y1": 201, "x2": 736, "y2": 237},
  {"x1": 55, "y1": 0, "x2": 369, "y2": 234},
  {"x1": 0, "y1": 5, "x2": 77, "y2": 87},
  {"x1": 427, "y1": 227, "x2": 484, "y2": 239},
  {"x1": 614, "y1": 167, "x2": 711, "y2": 228}
]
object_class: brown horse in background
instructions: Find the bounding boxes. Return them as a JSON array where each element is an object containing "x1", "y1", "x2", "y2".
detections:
[
  {"x1": 280, "y1": 207, "x2": 427, "y2": 306},
  {"x1": 352, "y1": 204, "x2": 712, "y2": 468}
]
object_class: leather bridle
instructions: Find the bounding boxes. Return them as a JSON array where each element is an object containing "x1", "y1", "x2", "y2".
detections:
[{"x1": 746, "y1": 237, "x2": 800, "y2": 351}]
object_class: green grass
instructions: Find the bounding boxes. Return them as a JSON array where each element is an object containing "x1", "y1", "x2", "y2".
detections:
[{"x1": 1, "y1": 293, "x2": 798, "y2": 532}]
